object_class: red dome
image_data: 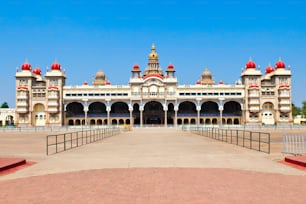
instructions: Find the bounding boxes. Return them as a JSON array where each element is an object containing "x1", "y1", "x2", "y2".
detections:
[
  {"x1": 265, "y1": 65, "x2": 274, "y2": 74},
  {"x1": 133, "y1": 64, "x2": 139, "y2": 69},
  {"x1": 51, "y1": 62, "x2": 61, "y2": 70},
  {"x1": 196, "y1": 80, "x2": 201, "y2": 85},
  {"x1": 32, "y1": 67, "x2": 42, "y2": 75},
  {"x1": 275, "y1": 60, "x2": 285, "y2": 69},
  {"x1": 219, "y1": 80, "x2": 224, "y2": 84},
  {"x1": 21, "y1": 62, "x2": 32, "y2": 71},
  {"x1": 246, "y1": 60, "x2": 256, "y2": 69},
  {"x1": 168, "y1": 64, "x2": 174, "y2": 69},
  {"x1": 83, "y1": 81, "x2": 88, "y2": 85}
]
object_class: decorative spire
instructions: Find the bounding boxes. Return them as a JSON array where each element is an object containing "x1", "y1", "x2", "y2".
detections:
[{"x1": 143, "y1": 43, "x2": 163, "y2": 78}]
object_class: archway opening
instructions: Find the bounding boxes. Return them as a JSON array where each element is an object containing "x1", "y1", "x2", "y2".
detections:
[
  {"x1": 33, "y1": 103, "x2": 46, "y2": 126},
  {"x1": 133, "y1": 103, "x2": 140, "y2": 125},
  {"x1": 178, "y1": 101, "x2": 196, "y2": 117},
  {"x1": 66, "y1": 102, "x2": 84, "y2": 118},
  {"x1": 167, "y1": 103, "x2": 175, "y2": 125},
  {"x1": 201, "y1": 101, "x2": 219, "y2": 117},
  {"x1": 223, "y1": 101, "x2": 242, "y2": 116},
  {"x1": 262, "y1": 102, "x2": 275, "y2": 125},
  {"x1": 111, "y1": 102, "x2": 129, "y2": 117},
  {"x1": 88, "y1": 102, "x2": 106, "y2": 118},
  {"x1": 144, "y1": 101, "x2": 163, "y2": 125}
]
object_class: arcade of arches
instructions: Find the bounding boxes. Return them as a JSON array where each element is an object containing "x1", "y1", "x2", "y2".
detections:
[{"x1": 65, "y1": 100, "x2": 242, "y2": 126}]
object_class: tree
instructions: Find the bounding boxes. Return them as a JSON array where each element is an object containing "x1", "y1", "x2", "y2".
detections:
[
  {"x1": 292, "y1": 103, "x2": 301, "y2": 117},
  {"x1": 302, "y1": 101, "x2": 306, "y2": 117},
  {"x1": 0, "y1": 102, "x2": 9, "y2": 108}
]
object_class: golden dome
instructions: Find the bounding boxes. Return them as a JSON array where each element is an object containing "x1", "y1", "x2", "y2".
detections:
[
  {"x1": 95, "y1": 70, "x2": 105, "y2": 80},
  {"x1": 202, "y1": 68, "x2": 212, "y2": 76},
  {"x1": 148, "y1": 43, "x2": 158, "y2": 59}
]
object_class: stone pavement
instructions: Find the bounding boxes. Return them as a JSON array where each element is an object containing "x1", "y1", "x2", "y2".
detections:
[{"x1": 1, "y1": 127, "x2": 304, "y2": 180}]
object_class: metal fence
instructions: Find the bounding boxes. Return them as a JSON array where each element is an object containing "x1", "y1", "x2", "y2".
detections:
[
  {"x1": 283, "y1": 134, "x2": 306, "y2": 155},
  {"x1": 46, "y1": 126, "x2": 125, "y2": 155},
  {"x1": 184, "y1": 126, "x2": 270, "y2": 154}
]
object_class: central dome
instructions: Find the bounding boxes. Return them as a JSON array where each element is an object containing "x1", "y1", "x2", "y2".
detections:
[
  {"x1": 148, "y1": 43, "x2": 158, "y2": 59},
  {"x1": 95, "y1": 70, "x2": 105, "y2": 79}
]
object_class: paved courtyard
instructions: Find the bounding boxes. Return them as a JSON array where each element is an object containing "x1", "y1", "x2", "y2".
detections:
[{"x1": 0, "y1": 127, "x2": 306, "y2": 203}]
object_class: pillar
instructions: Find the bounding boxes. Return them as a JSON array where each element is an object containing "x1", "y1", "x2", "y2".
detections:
[
  {"x1": 196, "y1": 105, "x2": 201, "y2": 125},
  {"x1": 219, "y1": 106, "x2": 223, "y2": 126},
  {"x1": 163, "y1": 105, "x2": 168, "y2": 127},
  {"x1": 174, "y1": 106, "x2": 178, "y2": 127},
  {"x1": 140, "y1": 105, "x2": 144, "y2": 127},
  {"x1": 129, "y1": 104, "x2": 133, "y2": 126},
  {"x1": 106, "y1": 106, "x2": 111, "y2": 126},
  {"x1": 84, "y1": 106, "x2": 88, "y2": 126}
]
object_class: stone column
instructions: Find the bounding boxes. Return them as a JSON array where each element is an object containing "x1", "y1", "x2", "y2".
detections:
[
  {"x1": 219, "y1": 106, "x2": 223, "y2": 126},
  {"x1": 218, "y1": 98, "x2": 224, "y2": 126},
  {"x1": 84, "y1": 108, "x2": 88, "y2": 126},
  {"x1": 106, "y1": 106, "x2": 111, "y2": 126},
  {"x1": 174, "y1": 106, "x2": 178, "y2": 127},
  {"x1": 163, "y1": 105, "x2": 168, "y2": 127},
  {"x1": 129, "y1": 104, "x2": 133, "y2": 126},
  {"x1": 196, "y1": 106, "x2": 201, "y2": 125},
  {"x1": 140, "y1": 105, "x2": 144, "y2": 127},
  {"x1": 82, "y1": 99, "x2": 88, "y2": 126}
]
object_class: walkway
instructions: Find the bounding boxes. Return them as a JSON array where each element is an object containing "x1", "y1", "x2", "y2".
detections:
[{"x1": 1, "y1": 127, "x2": 306, "y2": 203}]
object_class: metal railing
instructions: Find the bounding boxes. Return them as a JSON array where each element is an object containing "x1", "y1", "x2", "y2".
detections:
[
  {"x1": 185, "y1": 126, "x2": 270, "y2": 154},
  {"x1": 46, "y1": 126, "x2": 124, "y2": 155},
  {"x1": 283, "y1": 134, "x2": 306, "y2": 155}
]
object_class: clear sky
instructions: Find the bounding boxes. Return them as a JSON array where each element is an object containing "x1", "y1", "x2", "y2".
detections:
[{"x1": 1, "y1": 0, "x2": 305, "y2": 107}]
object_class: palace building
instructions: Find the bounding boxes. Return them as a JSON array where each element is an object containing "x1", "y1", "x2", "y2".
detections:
[{"x1": 15, "y1": 44, "x2": 292, "y2": 127}]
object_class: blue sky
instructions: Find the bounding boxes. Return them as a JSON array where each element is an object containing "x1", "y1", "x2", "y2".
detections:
[{"x1": 1, "y1": 0, "x2": 306, "y2": 107}]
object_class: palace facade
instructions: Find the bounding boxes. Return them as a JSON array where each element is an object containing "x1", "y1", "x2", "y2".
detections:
[{"x1": 15, "y1": 44, "x2": 292, "y2": 127}]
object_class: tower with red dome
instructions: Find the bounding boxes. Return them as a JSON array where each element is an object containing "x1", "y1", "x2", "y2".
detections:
[
  {"x1": 15, "y1": 60, "x2": 66, "y2": 126},
  {"x1": 241, "y1": 58, "x2": 292, "y2": 125}
]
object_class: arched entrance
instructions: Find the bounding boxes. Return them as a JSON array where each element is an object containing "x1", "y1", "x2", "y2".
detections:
[
  {"x1": 33, "y1": 104, "x2": 46, "y2": 126},
  {"x1": 167, "y1": 103, "x2": 175, "y2": 125},
  {"x1": 66, "y1": 102, "x2": 84, "y2": 125},
  {"x1": 111, "y1": 102, "x2": 129, "y2": 117},
  {"x1": 66, "y1": 102, "x2": 84, "y2": 117},
  {"x1": 201, "y1": 101, "x2": 219, "y2": 116},
  {"x1": 144, "y1": 101, "x2": 163, "y2": 125},
  {"x1": 5, "y1": 115, "x2": 14, "y2": 126},
  {"x1": 262, "y1": 102, "x2": 275, "y2": 125},
  {"x1": 177, "y1": 101, "x2": 196, "y2": 124},
  {"x1": 223, "y1": 101, "x2": 242, "y2": 116},
  {"x1": 223, "y1": 101, "x2": 242, "y2": 125},
  {"x1": 88, "y1": 102, "x2": 107, "y2": 117},
  {"x1": 133, "y1": 103, "x2": 140, "y2": 125}
]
